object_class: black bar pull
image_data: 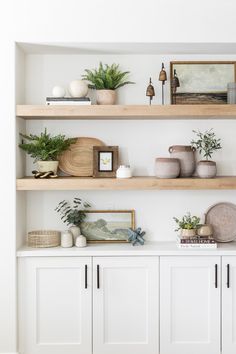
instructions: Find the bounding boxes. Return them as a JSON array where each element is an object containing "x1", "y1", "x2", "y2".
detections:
[
  {"x1": 215, "y1": 264, "x2": 218, "y2": 288},
  {"x1": 85, "y1": 264, "x2": 88, "y2": 289},
  {"x1": 97, "y1": 264, "x2": 100, "y2": 289},
  {"x1": 227, "y1": 264, "x2": 230, "y2": 288}
]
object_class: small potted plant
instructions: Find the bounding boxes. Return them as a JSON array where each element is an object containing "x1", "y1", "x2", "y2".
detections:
[
  {"x1": 191, "y1": 129, "x2": 222, "y2": 178},
  {"x1": 173, "y1": 212, "x2": 201, "y2": 238},
  {"x1": 82, "y1": 62, "x2": 134, "y2": 105},
  {"x1": 55, "y1": 197, "x2": 91, "y2": 246},
  {"x1": 19, "y1": 129, "x2": 76, "y2": 174}
]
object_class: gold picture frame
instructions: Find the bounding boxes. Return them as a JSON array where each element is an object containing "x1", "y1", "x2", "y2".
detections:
[{"x1": 80, "y1": 210, "x2": 135, "y2": 243}]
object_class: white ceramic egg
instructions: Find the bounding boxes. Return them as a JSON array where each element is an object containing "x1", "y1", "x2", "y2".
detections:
[
  {"x1": 68, "y1": 80, "x2": 88, "y2": 98},
  {"x1": 52, "y1": 85, "x2": 66, "y2": 98}
]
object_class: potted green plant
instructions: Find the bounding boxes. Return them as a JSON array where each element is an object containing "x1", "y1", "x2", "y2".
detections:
[
  {"x1": 55, "y1": 197, "x2": 91, "y2": 246},
  {"x1": 19, "y1": 129, "x2": 76, "y2": 174},
  {"x1": 173, "y1": 212, "x2": 201, "y2": 238},
  {"x1": 82, "y1": 62, "x2": 134, "y2": 105},
  {"x1": 191, "y1": 129, "x2": 222, "y2": 178}
]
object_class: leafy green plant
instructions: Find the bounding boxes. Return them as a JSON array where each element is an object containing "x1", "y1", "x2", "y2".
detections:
[
  {"x1": 55, "y1": 197, "x2": 91, "y2": 227},
  {"x1": 82, "y1": 62, "x2": 134, "y2": 90},
  {"x1": 191, "y1": 129, "x2": 222, "y2": 160},
  {"x1": 173, "y1": 212, "x2": 201, "y2": 231},
  {"x1": 19, "y1": 129, "x2": 76, "y2": 162}
]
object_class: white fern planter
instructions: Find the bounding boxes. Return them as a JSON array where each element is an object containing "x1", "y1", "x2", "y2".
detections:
[
  {"x1": 96, "y1": 90, "x2": 116, "y2": 105},
  {"x1": 69, "y1": 226, "x2": 81, "y2": 244},
  {"x1": 37, "y1": 161, "x2": 59, "y2": 174}
]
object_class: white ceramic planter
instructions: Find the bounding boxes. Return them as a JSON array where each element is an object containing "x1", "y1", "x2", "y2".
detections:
[
  {"x1": 196, "y1": 160, "x2": 217, "y2": 178},
  {"x1": 69, "y1": 226, "x2": 81, "y2": 244},
  {"x1": 37, "y1": 161, "x2": 59, "y2": 174},
  {"x1": 116, "y1": 165, "x2": 132, "y2": 178},
  {"x1": 96, "y1": 89, "x2": 116, "y2": 105},
  {"x1": 180, "y1": 229, "x2": 197, "y2": 238},
  {"x1": 61, "y1": 230, "x2": 73, "y2": 248},
  {"x1": 75, "y1": 234, "x2": 87, "y2": 248},
  {"x1": 155, "y1": 158, "x2": 180, "y2": 178}
]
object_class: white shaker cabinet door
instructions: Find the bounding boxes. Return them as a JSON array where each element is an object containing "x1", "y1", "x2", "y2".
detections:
[
  {"x1": 93, "y1": 256, "x2": 159, "y2": 354},
  {"x1": 18, "y1": 257, "x2": 92, "y2": 354},
  {"x1": 222, "y1": 256, "x2": 236, "y2": 354},
  {"x1": 160, "y1": 256, "x2": 221, "y2": 354}
]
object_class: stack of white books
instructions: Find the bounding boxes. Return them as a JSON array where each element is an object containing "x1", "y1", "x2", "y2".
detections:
[{"x1": 46, "y1": 97, "x2": 91, "y2": 105}]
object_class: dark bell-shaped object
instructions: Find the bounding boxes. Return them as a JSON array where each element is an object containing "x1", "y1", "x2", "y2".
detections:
[
  {"x1": 159, "y1": 63, "x2": 167, "y2": 83},
  {"x1": 171, "y1": 69, "x2": 180, "y2": 91},
  {"x1": 146, "y1": 78, "x2": 155, "y2": 97},
  {"x1": 146, "y1": 78, "x2": 155, "y2": 105}
]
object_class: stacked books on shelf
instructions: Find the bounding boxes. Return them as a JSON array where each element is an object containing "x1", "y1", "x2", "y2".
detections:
[
  {"x1": 177, "y1": 235, "x2": 217, "y2": 249},
  {"x1": 46, "y1": 97, "x2": 91, "y2": 105}
]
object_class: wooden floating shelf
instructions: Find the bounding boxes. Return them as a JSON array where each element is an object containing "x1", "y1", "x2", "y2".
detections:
[
  {"x1": 16, "y1": 176, "x2": 236, "y2": 191},
  {"x1": 16, "y1": 104, "x2": 236, "y2": 120}
]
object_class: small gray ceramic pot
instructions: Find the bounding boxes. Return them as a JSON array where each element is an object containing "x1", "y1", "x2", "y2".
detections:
[
  {"x1": 155, "y1": 158, "x2": 180, "y2": 178},
  {"x1": 196, "y1": 160, "x2": 217, "y2": 178}
]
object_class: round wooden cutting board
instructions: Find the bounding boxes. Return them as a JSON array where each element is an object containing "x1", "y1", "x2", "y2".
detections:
[{"x1": 59, "y1": 137, "x2": 105, "y2": 176}]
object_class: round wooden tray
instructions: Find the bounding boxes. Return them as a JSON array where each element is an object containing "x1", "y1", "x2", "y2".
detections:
[
  {"x1": 205, "y1": 202, "x2": 236, "y2": 242},
  {"x1": 59, "y1": 137, "x2": 105, "y2": 176}
]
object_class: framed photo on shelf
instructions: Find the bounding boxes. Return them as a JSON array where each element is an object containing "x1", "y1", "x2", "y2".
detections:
[
  {"x1": 170, "y1": 61, "x2": 236, "y2": 105},
  {"x1": 93, "y1": 146, "x2": 119, "y2": 177},
  {"x1": 80, "y1": 210, "x2": 135, "y2": 243}
]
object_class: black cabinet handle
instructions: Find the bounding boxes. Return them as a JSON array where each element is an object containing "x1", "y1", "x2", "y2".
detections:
[
  {"x1": 97, "y1": 264, "x2": 100, "y2": 289},
  {"x1": 215, "y1": 264, "x2": 218, "y2": 288},
  {"x1": 85, "y1": 264, "x2": 88, "y2": 289},
  {"x1": 227, "y1": 264, "x2": 230, "y2": 288}
]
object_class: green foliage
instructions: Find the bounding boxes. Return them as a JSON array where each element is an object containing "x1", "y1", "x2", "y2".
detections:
[
  {"x1": 82, "y1": 62, "x2": 134, "y2": 90},
  {"x1": 173, "y1": 212, "x2": 201, "y2": 231},
  {"x1": 19, "y1": 129, "x2": 76, "y2": 162},
  {"x1": 55, "y1": 197, "x2": 91, "y2": 227},
  {"x1": 191, "y1": 129, "x2": 222, "y2": 160}
]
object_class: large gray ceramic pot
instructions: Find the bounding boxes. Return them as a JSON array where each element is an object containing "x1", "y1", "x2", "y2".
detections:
[{"x1": 169, "y1": 145, "x2": 196, "y2": 177}]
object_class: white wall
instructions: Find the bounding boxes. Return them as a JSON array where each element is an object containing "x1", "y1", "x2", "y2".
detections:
[{"x1": 1, "y1": 0, "x2": 236, "y2": 352}]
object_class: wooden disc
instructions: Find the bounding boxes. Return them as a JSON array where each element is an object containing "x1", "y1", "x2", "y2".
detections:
[{"x1": 59, "y1": 137, "x2": 105, "y2": 176}]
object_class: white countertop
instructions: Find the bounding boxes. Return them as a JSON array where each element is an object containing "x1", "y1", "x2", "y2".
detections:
[{"x1": 17, "y1": 241, "x2": 236, "y2": 257}]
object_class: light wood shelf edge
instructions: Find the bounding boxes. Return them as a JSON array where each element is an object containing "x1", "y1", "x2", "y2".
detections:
[
  {"x1": 16, "y1": 176, "x2": 236, "y2": 191},
  {"x1": 16, "y1": 104, "x2": 236, "y2": 119}
]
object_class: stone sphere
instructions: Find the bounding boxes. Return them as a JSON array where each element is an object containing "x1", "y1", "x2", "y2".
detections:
[
  {"x1": 52, "y1": 85, "x2": 66, "y2": 98},
  {"x1": 68, "y1": 80, "x2": 88, "y2": 98}
]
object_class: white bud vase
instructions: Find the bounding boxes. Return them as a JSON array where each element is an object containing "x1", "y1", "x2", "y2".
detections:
[
  {"x1": 75, "y1": 235, "x2": 87, "y2": 248},
  {"x1": 61, "y1": 230, "x2": 73, "y2": 248},
  {"x1": 69, "y1": 226, "x2": 81, "y2": 244}
]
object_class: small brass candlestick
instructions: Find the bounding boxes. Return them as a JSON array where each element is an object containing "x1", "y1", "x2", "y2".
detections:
[
  {"x1": 159, "y1": 62, "x2": 167, "y2": 105},
  {"x1": 146, "y1": 78, "x2": 155, "y2": 105},
  {"x1": 171, "y1": 69, "x2": 180, "y2": 104}
]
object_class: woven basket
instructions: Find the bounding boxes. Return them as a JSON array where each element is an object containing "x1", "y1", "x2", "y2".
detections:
[{"x1": 28, "y1": 230, "x2": 61, "y2": 248}]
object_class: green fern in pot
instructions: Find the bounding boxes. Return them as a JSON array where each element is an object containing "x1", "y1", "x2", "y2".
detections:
[
  {"x1": 19, "y1": 129, "x2": 76, "y2": 174},
  {"x1": 82, "y1": 62, "x2": 134, "y2": 105}
]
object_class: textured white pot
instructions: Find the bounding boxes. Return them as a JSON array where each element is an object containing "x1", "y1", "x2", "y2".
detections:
[
  {"x1": 37, "y1": 161, "x2": 59, "y2": 174},
  {"x1": 180, "y1": 229, "x2": 197, "y2": 238},
  {"x1": 75, "y1": 235, "x2": 87, "y2": 248},
  {"x1": 61, "y1": 230, "x2": 73, "y2": 248},
  {"x1": 155, "y1": 158, "x2": 180, "y2": 178},
  {"x1": 96, "y1": 89, "x2": 116, "y2": 105},
  {"x1": 69, "y1": 226, "x2": 81, "y2": 244},
  {"x1": 196, "y1": 160, "x2": 217, "y2": 178}
]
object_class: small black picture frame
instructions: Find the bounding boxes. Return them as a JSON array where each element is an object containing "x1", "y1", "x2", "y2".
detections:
[{"x1": 93, "y1": 146, "x2": 119, "y2": 178}]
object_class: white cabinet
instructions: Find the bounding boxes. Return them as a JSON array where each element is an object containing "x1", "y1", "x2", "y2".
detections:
[
  {"x1": 160, "y1": 256, "x2": 221, "y2": 354},
  {"x1": 18, "y1": 256, "x2": 158, "y2": 354},
  {"x1": 222, "y1": 256, "x2": 236, "y2": 354},
  {"x1": 18, "y1": 257, "x2": 92, "y2": 354},
  {"x1": 93, "y1": 256, "x2": 159, "y2": 354}
]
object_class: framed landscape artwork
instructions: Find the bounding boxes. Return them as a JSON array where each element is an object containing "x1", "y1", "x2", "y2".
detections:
[
  {"x1": 80, "y1": 210, "x2": 135, "y2": 243},
  {"x1": 170, "y1": 61, "x2": 236, "y2": 105}
]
